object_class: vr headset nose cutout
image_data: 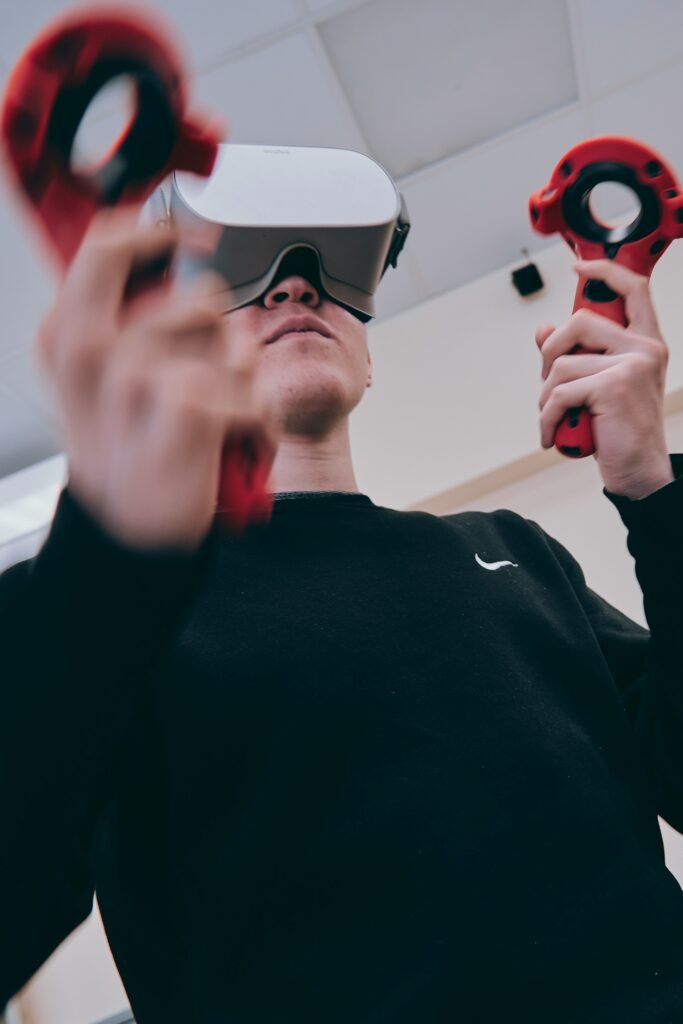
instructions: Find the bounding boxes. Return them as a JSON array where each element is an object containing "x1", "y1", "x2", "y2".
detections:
[
  {"x1": 159, "y1": 142, "x2": 410, "y2": 322},
  {"x1": 530, "y1": 136, "x2": 683, "y2": 458},
  {"x1": 260, "y1": 247, "x2": 326, "y2": 305}
]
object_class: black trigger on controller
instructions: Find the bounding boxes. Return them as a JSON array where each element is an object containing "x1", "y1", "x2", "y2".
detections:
[{"x1": 583, "y1": 279, "x2": 620, "y2": 303}]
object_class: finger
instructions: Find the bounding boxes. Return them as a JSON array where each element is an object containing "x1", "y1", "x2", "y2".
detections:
[
  {"x1": 64, "y1": 206, "x2": 179, "y2": 323},
  {"x1": 142, "y1": 301, "x2": 226, "y2": 360},
  {"x1": 535, "y1": 325, "x2": 555, "y2": 350},
  {"x1": 539, "y1": 308, "x2": 645, "y2": 379},
  {"x1": 539, "y1": 377, "x2": 596, "y2": 449},
  {"x1": 573, "y1": 259, "x2": 661, "y2": 338},
  {"x1": 225, "y1": 325, "x2": 261, "y2": 378},
  {"x1": 148, "y1": 358, "x2": 278, "y2": 461},
  {"x1": 124, "y1": 271, "x2": 229, "y2": 336},
  {"x1": 538, "y1": 353, "x2": 622, "y2": 410}
]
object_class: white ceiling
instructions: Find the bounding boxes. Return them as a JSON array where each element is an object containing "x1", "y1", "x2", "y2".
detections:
[
  {"x1": 1, "y1": 0, "x2": 683, "y2": 478},
  {"x1": 319, "y1": 0, "x2": 578, "y2": 177}
]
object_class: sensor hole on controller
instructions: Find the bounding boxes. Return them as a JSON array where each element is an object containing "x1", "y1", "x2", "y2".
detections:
[
  {"x1": 71, "y1": 74, "x2": 136, "y2": 176},
  {"x1": 588, "y1": 181, "x2": 641, "y2": 232}
]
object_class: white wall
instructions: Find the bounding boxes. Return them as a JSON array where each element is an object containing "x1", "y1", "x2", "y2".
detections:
[{"x1": 354, "y1": 229, "x2": 683, "y2": 509}]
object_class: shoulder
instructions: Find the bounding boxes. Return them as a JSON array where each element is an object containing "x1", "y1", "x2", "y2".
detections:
[
  {"x1": 375, "y1": 503, "x2": 562, "y2": 561},
  {"x1": 439, "y1": 506, "x2": 538, "y2": 541},
  {"x1": 438, "y1": 507, "x2": 573, "y2": 570}
]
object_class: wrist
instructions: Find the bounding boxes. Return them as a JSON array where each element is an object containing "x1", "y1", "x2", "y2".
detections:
[{"x1": 604, "y1": 461, "x2": 674, "y2": 501}]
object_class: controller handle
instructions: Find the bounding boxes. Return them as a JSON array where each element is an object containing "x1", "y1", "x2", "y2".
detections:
[
  {"x1": 529, "y1": 136, "x2": 683, "y2": 462},
  {"x1": 0, "y1": 7, "x2": 272, "y2": 533},
  {"x1": 555, "y1": 274, "x2": 627, "y2": 458}
]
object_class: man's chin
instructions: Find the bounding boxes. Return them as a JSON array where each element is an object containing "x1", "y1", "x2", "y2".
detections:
[
  {"x1": 275, "y1": 387, "x2": 352, "y2": 437},
  {"x1": 264, "y1": 370, "x2": 366, "y2": 436},
  {"x1": 281, "y1": 402, "x2": 345, "y2": 438}
]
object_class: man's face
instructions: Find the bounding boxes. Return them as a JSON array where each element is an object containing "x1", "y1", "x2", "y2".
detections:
[{"x1": 226, "y1": 263, "x2": 372, "y2": 437}]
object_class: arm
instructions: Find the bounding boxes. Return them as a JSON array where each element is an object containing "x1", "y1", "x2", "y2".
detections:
[
  {"x1": 529, "y1": 458, "x2": 683, "y2": 833},
  {"x1": 603, "y1": 457, "x2": 683, "y2": 831},
  {"x1": 532, "y1": 258, "x2": 683, "y2": 831},
  {"x1": 0, "y1": 487, "x2": 209, "y2": 1002},
  {"x1": 0, "y1": 206, "x2": 278, "y2": 1001},
  {"x1": 534, "y1": 259, "x2": 683, "y2": 827}
]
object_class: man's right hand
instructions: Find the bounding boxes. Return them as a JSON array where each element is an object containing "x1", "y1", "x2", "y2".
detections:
[{"x1": 37, "y1": 206, "x2": 279, "y2": 550}]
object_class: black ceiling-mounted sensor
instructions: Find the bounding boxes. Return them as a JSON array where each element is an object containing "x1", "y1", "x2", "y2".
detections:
[{"x1": 511, "y1": 250, "x2": 544, "y2": 296}]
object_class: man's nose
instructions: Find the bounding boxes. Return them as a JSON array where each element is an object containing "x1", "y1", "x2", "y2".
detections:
[{"x1": 263, "y1": 275, "x2": 321, "y2": 309}]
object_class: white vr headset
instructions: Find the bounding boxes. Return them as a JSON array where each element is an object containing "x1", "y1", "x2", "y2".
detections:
[{"x1": 151, "y1": 143, "x2": 410, "y2": 321}]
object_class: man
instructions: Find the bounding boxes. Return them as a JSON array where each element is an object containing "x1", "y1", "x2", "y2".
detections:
[{"x1": 1, "y1": 205, "x2": 683, "y2": 1024}]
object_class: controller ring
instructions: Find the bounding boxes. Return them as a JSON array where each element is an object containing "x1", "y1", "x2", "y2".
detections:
[
  {"x1": 48, "y1": 56, "x2": 176, "y2": 204},
  {"x1": 561, "y1": 160, "x2": 660, "y2": 249}
]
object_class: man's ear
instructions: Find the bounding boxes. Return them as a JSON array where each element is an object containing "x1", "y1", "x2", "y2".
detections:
[{"x1": 366, "y1": 350, "x2": 373, "y2": 388}]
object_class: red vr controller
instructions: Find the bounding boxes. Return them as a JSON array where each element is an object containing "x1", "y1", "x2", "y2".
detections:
[
  {"x1": 0, "y1": 6, "x2": 273, "y2": 534},
  {"x1": 529, "y1": 136, "x2": 683, "y2": 458}
]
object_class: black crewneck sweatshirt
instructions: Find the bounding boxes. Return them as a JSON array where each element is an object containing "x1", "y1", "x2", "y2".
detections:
[{"x1": 3, "y1": 463, "x2": 683, "y2": 1023}]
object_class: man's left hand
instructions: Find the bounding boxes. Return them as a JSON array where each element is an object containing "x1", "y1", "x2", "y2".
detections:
[{"x1": 536, "y1": 259, "x2": 673, "y2": 500}]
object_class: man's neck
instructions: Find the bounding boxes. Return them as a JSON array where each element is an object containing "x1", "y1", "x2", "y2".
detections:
[{"x1": 268, "y1": 420, "x2": 360, "y2": 494}]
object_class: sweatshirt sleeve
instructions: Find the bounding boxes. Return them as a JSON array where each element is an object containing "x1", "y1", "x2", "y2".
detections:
[
  {"x1": 0, "y1": 487, "x2": 213, "y2": 1004},
  {"x1": 533, "y1": 454, "x2": 683, "y2": 835}
]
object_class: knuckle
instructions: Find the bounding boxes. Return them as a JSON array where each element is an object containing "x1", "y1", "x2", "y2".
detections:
[
  {"x1": 83, "y1": 227, "x2": 121, "y2": 263},
  {"x1": 661, "y1": 343, "x2": 670, "y2": 371},
  {"x1": 607, "y1": 361, "x2": 635, "y2": 397},
  {"x1": 171, "y1": 367, "x2": 213, "y2": 412},
  {"x1": 181, "y1": 303, "x2": 225, "y2": 343},
  {"x1": 572, "y1": 308, "x2": 594, "y2": 328},
  {"x1": 553, "y1": 381, "x2": 571, "y2": 403},
  {"x1": 553, "y1": 354, "x2": 573, "y2": 378},
  {"x1": 115, "y1": 363, "x2": 150, "y2": 410},
  {"x1": 640, "y1": 335, "x2": 667, "y2": 364},
  {"x1": 60, "y1": 332, "x2": 103, "y2": 379},
  {"x1": 541, "y1": 391, "x2": 559, "y2": 419},
  {"x1": 623, "y1": 352, "x2": 655, "y2": 381},
  {"x1": 195, "y1": 270, "x2": 230, "y2": 301},
  {"x1": 163, "y1": 366, "x2": 219, "y2": 421}
]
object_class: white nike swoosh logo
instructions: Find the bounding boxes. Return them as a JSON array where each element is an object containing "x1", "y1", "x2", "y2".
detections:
[{"x1": 475, "y1": 553, "x2": 519, "y2": 571}]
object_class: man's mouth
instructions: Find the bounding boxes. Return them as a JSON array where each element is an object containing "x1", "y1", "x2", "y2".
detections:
[{"x1": 265, "y1": 315, "x2": 332, "y2": 345}]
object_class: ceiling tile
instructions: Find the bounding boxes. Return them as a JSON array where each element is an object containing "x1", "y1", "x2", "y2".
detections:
[
  {"x1": 0, "y1": 0, "x2": 301, "y2": 79},
  {"x1": 191, "y1": 31, "x2": 367, "y2": 150},
  {"x1": 592, "y1": 61, "x2": 683, "y2": 181},
  {"x1": 402, "y1": 106, "x2": 588, "y2": 298},
  {"x1": 319, "y1": 0, "x2": 577, "y2": 178},
  {"x1": 573, "y1": 0, "x2": 683, "y2": 98},
  {"x1": 304, "y1": 0, "x2": 368, "y2": 13}
]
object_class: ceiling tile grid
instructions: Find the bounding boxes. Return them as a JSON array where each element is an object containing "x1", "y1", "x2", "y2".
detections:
[
  {"x1": 0, "y1": 0, "x2": 306, "y2": 79},
  {"x1": 191, "y1": 29, "x2": 368, "y2": 151},
  {"x1": 397, "y1": 104, "x2": 590, "y2": 301},
  {"x1": 592, "y1": 60, "x2": 683, "y2": 175},
  {"x1": 319, "y1": 0, "x2": 578, "y2": 179},
  {"x1": 570, "y1": 0, "x2": 683, "y2": 99}
]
